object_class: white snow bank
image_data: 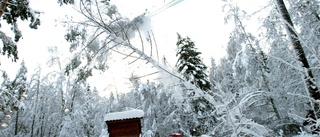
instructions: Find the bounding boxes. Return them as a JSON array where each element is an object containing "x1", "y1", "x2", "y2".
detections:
[{"x1": 104, "y1": 109, "x2": 144, "y2": 121}]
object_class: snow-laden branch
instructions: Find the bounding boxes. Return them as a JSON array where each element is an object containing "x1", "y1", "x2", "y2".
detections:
[{"x1": 268, "y1": 55, "x2": 304, "y2": 72}]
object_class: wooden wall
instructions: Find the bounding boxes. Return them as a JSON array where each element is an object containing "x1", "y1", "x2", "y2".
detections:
[{"x1": 106, "y1": 118, "x2": 142, "y2": 137}]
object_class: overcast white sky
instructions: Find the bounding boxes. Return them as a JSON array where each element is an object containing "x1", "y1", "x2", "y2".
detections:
[{"x1": 0, "y1": 0, "x2": 269, "y2": 94}]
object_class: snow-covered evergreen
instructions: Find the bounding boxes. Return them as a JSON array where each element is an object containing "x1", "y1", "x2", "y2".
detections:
[{"x1": 175, "y1": 34, "x2": 211, "y2": 91}]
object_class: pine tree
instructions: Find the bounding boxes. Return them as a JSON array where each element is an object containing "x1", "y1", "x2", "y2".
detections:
[
  {"x1": 175, "y1": 34, "x2": 214, "y2": 136},
  {"x1": 175, "y1": 33, "x2": 211, "y2": 91}
]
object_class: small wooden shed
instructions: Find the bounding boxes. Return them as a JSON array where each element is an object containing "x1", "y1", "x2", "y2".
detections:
[{"x1": 104, "y1": 109, "x2": 144, "y2": 137}]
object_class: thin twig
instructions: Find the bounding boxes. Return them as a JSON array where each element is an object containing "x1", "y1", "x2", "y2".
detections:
[
  {"x1": 127, "y1": 71, "x2": 159, "y2": 79},
  {"x1": 80, "y1": 0, "x2": 113, "y2": 33},
  {"x1": 151, "y1": 30, "x2": 159, "y2": 62},
  {"x1": 89, "y1": 39, "x2": 118, "y2": 61},
  {"x1": 76, "y1": 32, "x2": 110, "y2": 58},
  {"x1": 129, "y1": 25, "x2": 144, "y2": 65},
  {"x1": 95, "y1": 0, "x2": 107, "y2": 28},
  {"x1": 110, "y1": 49, "x2": 140, "y2": 59},
  {"x1": 147, "y1": 31, "x2": 153, "y2": 57},
  {"x1": 123, "y1": 51, "x2": 137, "y2": 59}
]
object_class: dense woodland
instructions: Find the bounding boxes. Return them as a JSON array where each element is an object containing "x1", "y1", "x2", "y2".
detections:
[{"x1": 1, "y1": 0, "x2": 320, "y2": 136}]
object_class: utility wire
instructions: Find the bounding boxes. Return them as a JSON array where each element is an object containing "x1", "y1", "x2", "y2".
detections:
[{"x1": 148, "y1": 0, "x2": 184, "y2": 17}]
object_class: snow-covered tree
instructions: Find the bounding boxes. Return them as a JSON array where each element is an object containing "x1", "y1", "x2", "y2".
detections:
[
  {"x1": 259, "y1": 0, "x2": 320, "y2": 134},
  {"x1": 275, "y1": 1, "x2": 320, "y2": 118},
  {"x1": 212, "y1": 1, "x2": 291, "y2": 135},
  {"x1": 175, "y1": 34, "x2": 211, "y2": 91},
  {"x1": 0, "y1": 70, "x2": 12, "y2": 130},
  {"x1": 174, "y1": 34, "x2": 216, "y2": 135},
  {"x1": 0, "y1": 0, "x2": 73, "y2": 61},
  {"x1": 0, "y1": 60, "x2": 28, "y2": 135}
]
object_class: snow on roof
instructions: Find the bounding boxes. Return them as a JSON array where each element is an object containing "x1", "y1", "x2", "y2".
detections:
[
  {"x1": 170, "y1": 133, "x2": 182, "y2": 135},
  {"x1": 104, "y1": 109, "x2": 144, "y2": 121}
]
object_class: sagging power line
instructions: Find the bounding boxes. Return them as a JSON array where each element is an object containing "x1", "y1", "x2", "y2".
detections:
[{"x1": 148, "y1": 0, "x2": 184, "y2": 17}]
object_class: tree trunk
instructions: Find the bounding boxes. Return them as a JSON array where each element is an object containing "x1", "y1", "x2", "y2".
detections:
[
  {"x1": 275, "y1": 0, "x2": 320, "y2": 125},
  {"x1": 14, "y1": 110, "x2": 19, "y2": 135},
  {"x1": 31, "y1": 79, "x2": 40, "y2": 137},
  {"x1": 39, "y1": 98, "x2": 47, "y2": 137},
  {"x1": 262, "y1": 73, "x2": 281, "y2": 120},
  {"x1": 30, "y1": 114, "x2": 36, "y2": 137},
  {"x1": 0, "y1": 0, "x2": 7, "y2": 19}
]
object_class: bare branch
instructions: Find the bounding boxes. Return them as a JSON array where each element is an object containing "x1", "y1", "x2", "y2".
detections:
[
  {"x1": 76, "y1": 32, "x2": 110, "y2": 58},
  {"x1": 268, "y1": 55, "x2": 303, "y2": 72},
  {"x1": 95, "y1": 0, "x2": 107, "y2": 28},
  {"x1": 89, "y1": 38, "x2": 118, "y2": 62},
  {"x1": 147, "y1": 31, "x2": 153, "y2": 58},
  {"x1": 151, "y1": 30, "x2": 160, "y2": 62},
  {"x1": 110, "y1": 49, "x2": 140, "y2": 59},
  {"x1": 79, "y1": 0, "x2": 113, "y2": 34},
  {"x1": 129, "y1": 25, "x2": 144, "y2": 65},
  {"x1": 127, "y1": 71, "x2": 159, "y2": 79},
  {"x1": 123, "y1": 51, "x2": 138, "y2": 59}
]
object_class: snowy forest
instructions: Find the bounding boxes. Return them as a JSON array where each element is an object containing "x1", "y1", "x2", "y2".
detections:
[{"x1": 1, "y1": 0, "x2": 320, "y2": 136}]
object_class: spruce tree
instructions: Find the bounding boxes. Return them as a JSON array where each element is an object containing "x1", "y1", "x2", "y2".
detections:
[
  {"x1": 175, "y1": 34, "x2": 215, "y2": 135},
  {"x1": 175, "y1": 33, "x2": 211, "y2": 91}
]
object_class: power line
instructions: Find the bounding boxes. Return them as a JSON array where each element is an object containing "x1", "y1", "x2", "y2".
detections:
[
  {"x1": 150, "y1": 0, "x2": 183, "y2": 16},
  {"x1": 148, "y1": 0, "x2": 184, "y2": 17}
]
